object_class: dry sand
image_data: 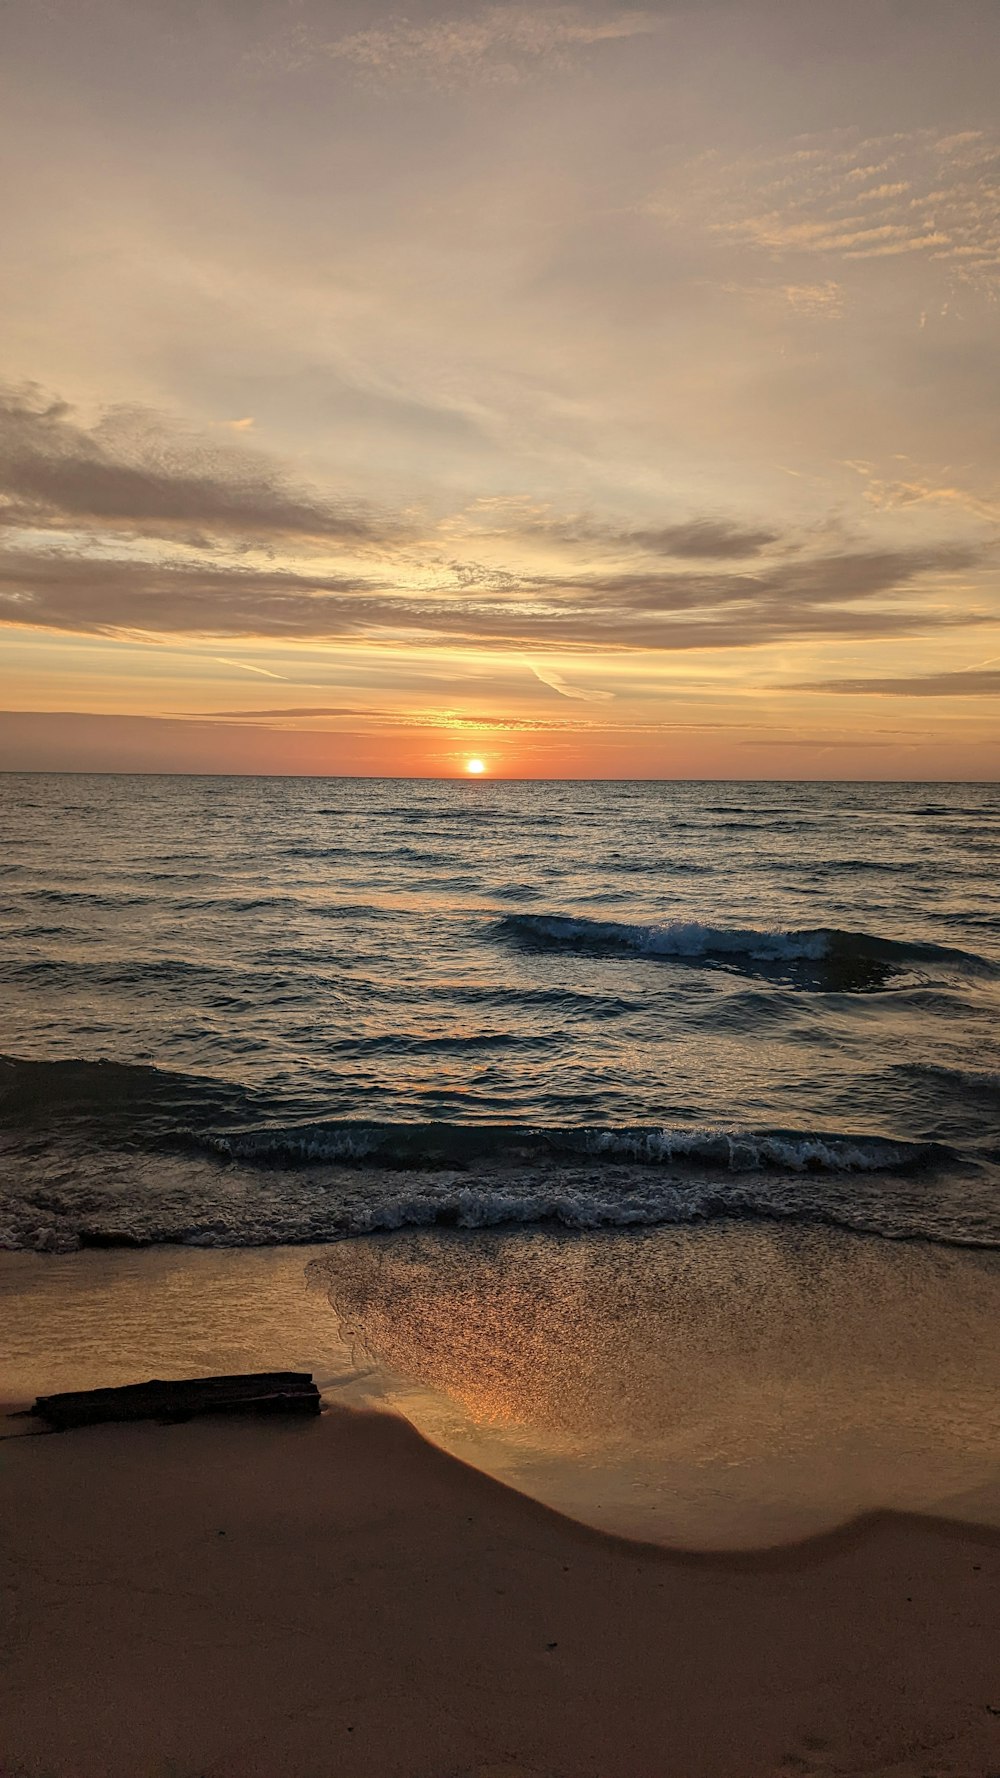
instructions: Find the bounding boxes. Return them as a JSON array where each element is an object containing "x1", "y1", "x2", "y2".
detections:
[{"x1": 2, "y1": 1402, "x2": 999, "y2": 1778}]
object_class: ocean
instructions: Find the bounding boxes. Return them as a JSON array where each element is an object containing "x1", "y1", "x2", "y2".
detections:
[{"x1": 2, "y1": 774, "x2": 999, "y2": 1255}]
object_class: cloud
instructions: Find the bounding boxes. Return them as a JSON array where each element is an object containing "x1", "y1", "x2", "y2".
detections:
[
  {"x1": 0, "y1": 382, "x2": 988, "y2": 659},
  {"x1": 258, "y1": 4, "x2": 662, "y2": 88},
  {"x1": 782, "y1": 282, "x2": 845, "y2": 319},
  {"x1": 202, "y1": 706, "x2": 375, "y2": 719},
  {"x1": 0, "y1": 537, "x2": 987, "y2": 654},
  {"x1": 529, "y1": 662, "x2": 613, "y2": 701},
  {"x1": 0, "y1": 384, "x2": 378, "y2": 547},
  {"x1": 654, "y1": 127, "x2": 1000, "y2": 298},
  {"x1": 214, "y1": 658, "x2": 289, "y2": 680},
  {"x1": 793, "y1": 668, "x2": 1000, "y2": 697},
  {"x1": 845, "y1": 461, "x2": 1000, "y2": 523},
  {"x1": 565, "y1": 518, "x2": 781, "y2": 560},
  {"x1": 199, "y1": 705, "x2": 625, "y2": 731},
  {"x1": 537, "y1": 543, "x2": 982, "y2": 613},
  {"x1": 463, "y1": 502, "x2": 780, "y2": 559}
]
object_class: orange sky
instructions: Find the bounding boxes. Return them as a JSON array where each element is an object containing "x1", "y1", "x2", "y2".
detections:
[{"x1": 1, "y1": 0, "x2": 998, "y2": 778}]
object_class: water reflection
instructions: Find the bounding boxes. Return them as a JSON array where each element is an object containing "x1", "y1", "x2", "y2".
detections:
[{"x1": 310, "y1": 1224, "x2": 1000, "y2": 1548}]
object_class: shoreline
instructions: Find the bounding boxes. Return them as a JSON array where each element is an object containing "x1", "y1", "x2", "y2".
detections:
[
  {"x1": 4, "y1": 1225, "x2": 1000, "y2": 1547},
  {"x1": 4, "y1": 1226, "x2": 1000, "y2": 1773},
  {"x1": 3, "y1": 1402, "x2": 1000, "y2": 1777}
]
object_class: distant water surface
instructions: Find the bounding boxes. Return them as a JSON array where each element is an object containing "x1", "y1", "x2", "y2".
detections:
[{"x1": 1, "y1": 774, "x2": 998, "y2": 1252}]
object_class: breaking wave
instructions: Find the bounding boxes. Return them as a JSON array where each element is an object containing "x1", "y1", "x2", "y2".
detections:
[
  {"x1": 495, "y1": 911, "x2": 989, "y2": 990},
  {"x1": 4, "y1": 1049, "x2": 983, "y2": 1253},
  {"x1": 1, "y1": 1041, "x2": 996, "y2": 1253},
  {"x1": 2, "y1": 1137, "x2": 991, "y2": 1254},
  {"x1": 197, "y1": 1119, "x2": 939, "y2": 1174}
]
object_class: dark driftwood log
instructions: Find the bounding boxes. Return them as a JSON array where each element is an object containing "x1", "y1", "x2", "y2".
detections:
[{"x1": 31, "y1": 1372, "x2": 321, "y2": 1430}]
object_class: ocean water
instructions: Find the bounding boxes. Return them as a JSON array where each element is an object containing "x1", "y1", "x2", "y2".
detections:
[{"x1": 2, "y1": 774, "x2": 999, "y2": 1254}]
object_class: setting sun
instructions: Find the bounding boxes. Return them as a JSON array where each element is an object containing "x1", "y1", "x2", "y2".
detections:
[{"x1": 465, "y1": 758, "x2": 486, "y2": 775}]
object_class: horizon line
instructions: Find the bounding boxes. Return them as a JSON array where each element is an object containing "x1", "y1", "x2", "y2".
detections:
[{"x1": 1, "y1": 770, "x2": 996, "y2": 786}]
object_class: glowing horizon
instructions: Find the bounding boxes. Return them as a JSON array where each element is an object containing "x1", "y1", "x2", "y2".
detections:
[{"x1": 1, "y1": 2, "x2": 998, "y2": 780}]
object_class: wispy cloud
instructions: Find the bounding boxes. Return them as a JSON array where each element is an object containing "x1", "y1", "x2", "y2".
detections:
[
  {"x1": 454, "y1": 500, "x2": 780, "y2": 560},
  {"x1": 845, "y1": 460, "x2": 1000, "y2": 523},
  {"x1": 654, "y1": 127, "x2": 1000, "y2": 297},
  {"x1": 199, "y1": 705, "x2": 628, "y2": 732},
  {"x1": 793, "y1": 668, "x2": 1000, "y2": 697},
  {"x1": 536, "y1": 544, "x2": 982, "y2": 613},
  {"x1": 782, "y1": 282, "x2": 846, "y2": 319},
  {"x1": 529, "y1": 662, "x2": 613, "y2": 701},
  {"x1": 214, "y1": 658, "x2": 289, "y2": 681},
  {"x1": 255, "y1": 4, "x2": 663, "y2": 88},
  {"x1": 202, "y1": 706, "x2": 374, "y2": 720},
  {"x1": 528, "y1": 515, "x2": 780, "y2": 561},
  {"x1": 0, "y1": 385, "x2": 380, "y2": 547}
]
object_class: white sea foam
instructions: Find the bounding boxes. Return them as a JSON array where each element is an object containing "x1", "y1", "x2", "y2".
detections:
[{"x1": 581, "y1": 1128, "x2": 917, "y2": 1171}]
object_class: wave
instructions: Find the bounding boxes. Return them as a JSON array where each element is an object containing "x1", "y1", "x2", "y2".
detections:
[
  {"x1": 0, "y1": 1054, "x2": 255, "y2": 1132},
  {"x1": 495, "y1": 911, "x2": 989, "y2": 990},
  {"x1": 602, "y1": 857, "x2": 713, "y2": 875},
  {"x1": 911, "y1": 802, "x2": 1000, "y2": 818},
  {"x1": 6, "y1": 888, "x2": 281, "y2": 920},
  {"x1": 196, "y1": 1118, "x2": 941, "y2": 1174},
  {"x1": 12, "y1": 887, "x2": 164, "y2": 909},
  {"x1": 0, "y1": 1056, "x2": 971, "y2": 1171},
  {"x1": 0, "y1": 1132, "x2": 988, "y2": 1255},
  {"x1": 1, "y1": 1051, "x2": 994, "y2": 1253},
  {"x1": 903, "y1": 1062, "x2": 1000, "y2": 1098},
  {"x1": 0, "y1": 956, "x2": 240, "y2": 988},
  {"x1": 491, "y1": 881, "x2": 544, "y2": 900},
  {"x1": 811, "y1": 858, "x2": 917, "y2": 877}
]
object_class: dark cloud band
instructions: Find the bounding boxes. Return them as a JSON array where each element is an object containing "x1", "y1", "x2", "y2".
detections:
[{"x1": 0, "y1": 539, "x2": 987, "y2": 652}]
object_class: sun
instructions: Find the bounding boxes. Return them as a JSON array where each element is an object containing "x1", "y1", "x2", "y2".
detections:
[{"x1": 465, "y1": 757, "x2": 487, "y2": 775}]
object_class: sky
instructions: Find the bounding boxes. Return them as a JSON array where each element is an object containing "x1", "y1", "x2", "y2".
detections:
[{"x1": 1, "y1": 0, "x2": 998, "y2": 779}]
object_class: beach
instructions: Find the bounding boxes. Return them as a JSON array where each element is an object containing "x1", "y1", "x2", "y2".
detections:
[
  {"x1": 3, "y1": 1401, "x2": 1000, "y2": 1778},
  {"x1": 2, "y1": 777, "x2": 999, "y2": 1773},
  {"x1": 3, "y1": 1229, "x2": 1000, "y2": 1776}
]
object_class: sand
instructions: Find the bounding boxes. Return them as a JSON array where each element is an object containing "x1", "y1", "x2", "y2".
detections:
[
  {"x1": 3, "y1": 1232, "x2": 1000, "y2": 1774},
  {"x1": 6, "y1": 1230, "x2": 1000, "y2": 1552},
  {"x1": 2, "y1": 1402, "x2": 1000, "y2": 1778}
]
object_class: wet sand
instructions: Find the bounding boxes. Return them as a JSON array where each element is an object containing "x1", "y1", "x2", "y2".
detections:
[
  {"x1": 5, "y1": 1226, "x2": 1000, "y2": 1549},
  {"x1": 2, "y1": 1228, "x2": 1000, "y2": 1775},
  {"x1": 312, "y1": 1222, "x2": 1000, "y2": 1546},
  {"x1": 1, "y1": 1403, "x2": 999, "y2": 1778}
]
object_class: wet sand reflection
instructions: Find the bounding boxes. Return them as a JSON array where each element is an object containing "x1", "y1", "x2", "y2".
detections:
[{"x1": 310, "y1": 1223, "x2": 1000, "y2": 1547}]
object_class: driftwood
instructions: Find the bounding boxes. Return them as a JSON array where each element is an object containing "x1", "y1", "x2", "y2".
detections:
[{"x1": 31, "y1": 1371, "x2": 321, "y2": 1431}]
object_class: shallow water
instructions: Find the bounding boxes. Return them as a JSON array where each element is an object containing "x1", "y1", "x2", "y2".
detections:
[
  {"x1": 1, "y1": 774, "x2": 998, "y2": 1251},
  {"x1": 311, "y1": 1224, "x2": 1000, "y2": 1546},
  {"x1": 4, "y1": 1228, "x2": 999, "y2": 1548}
]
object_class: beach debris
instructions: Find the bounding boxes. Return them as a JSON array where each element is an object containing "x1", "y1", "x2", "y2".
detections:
[{"x1": 30, "y1": 1371, "x2": 322, "y2": 1431}]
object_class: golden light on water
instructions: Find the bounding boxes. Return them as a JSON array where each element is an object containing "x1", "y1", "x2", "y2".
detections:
[{"x1": 465, "y1": 758, "x2": 487, "y2": 775}]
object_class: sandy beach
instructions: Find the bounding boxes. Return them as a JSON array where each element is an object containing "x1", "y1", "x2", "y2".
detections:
[
  {"x1": 1, "y1": 1401, "x2": 999, "y2": 1778},
  {"x1": 3, "y1": 1232, "x2": 1000, "y2": 1776}
]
